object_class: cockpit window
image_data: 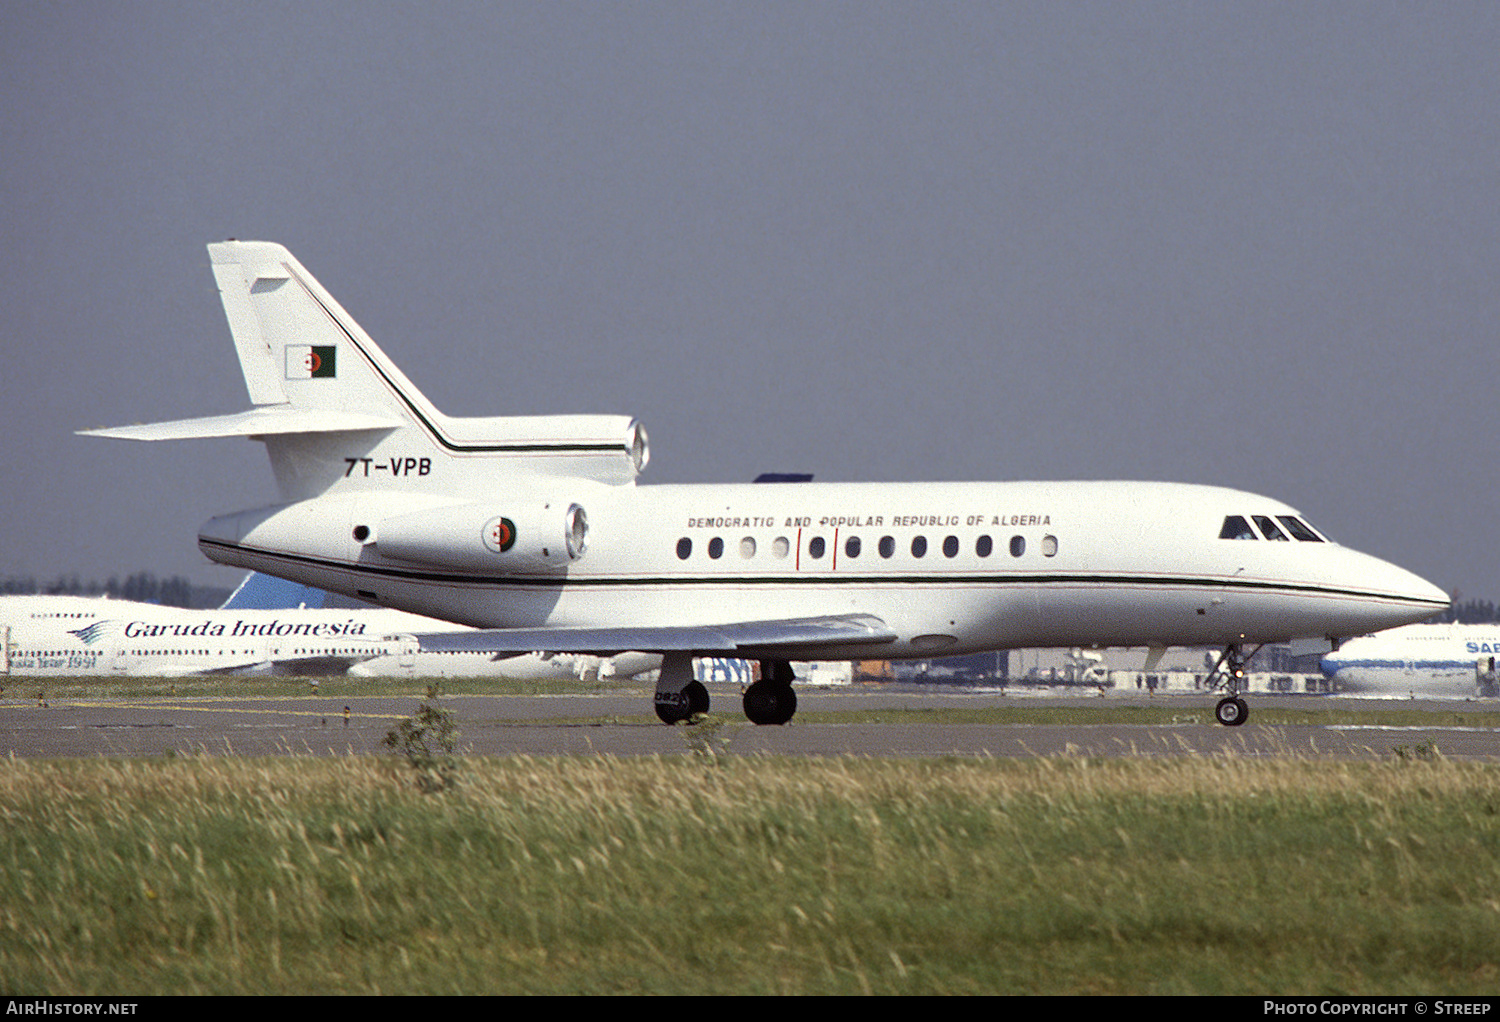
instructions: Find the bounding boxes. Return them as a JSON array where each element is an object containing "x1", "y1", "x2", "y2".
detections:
[
  {"x1": 1219, "y1": 515, "x2": 1257, "y2": 540},
  {"x1": 1277, "y1": 515, "x2": 1324, "y2": 542},
  {"x1": 1253, "y1": 515, "x2": 1289, "y2": 541}
]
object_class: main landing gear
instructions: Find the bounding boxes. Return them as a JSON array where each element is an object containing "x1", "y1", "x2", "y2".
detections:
[
  {"x1": 652, "y1": 654, "x2": 799, "y2": 725},
  {"x1": 653, "y1": 652, "x2": 709, "y2": 724},
  {"x1": 1207, "y1": 643, "x2": 1262, "y2": 727},
  {"x1": 743, "y1": 659, "x2": 797, "y2": 726}
]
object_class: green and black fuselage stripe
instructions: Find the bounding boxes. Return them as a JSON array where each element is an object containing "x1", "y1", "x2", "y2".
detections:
[{"x1": 198, "y1": 537, "x2": 1449, "y2": 609}]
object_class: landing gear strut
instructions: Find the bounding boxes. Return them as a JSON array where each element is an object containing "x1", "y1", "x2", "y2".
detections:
[
  {"x1": 1207, "y1": 643, "x2": 1260, "y2": 727},
  {"x1": 743, "y1": 659, "x2": 798, "y2": 725},
  {"x1": 654, "y1": 652, "x2": 709, "y2": 724}
]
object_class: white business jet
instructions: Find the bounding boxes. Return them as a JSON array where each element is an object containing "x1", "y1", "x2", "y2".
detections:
[{"x1": 82, "y1": 242, "x2": 1449, "y2": 726}]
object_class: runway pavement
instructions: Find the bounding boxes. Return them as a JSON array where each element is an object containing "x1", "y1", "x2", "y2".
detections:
[{"x1": 2, "y1": 684, "x2": 1499, "y2": 760}]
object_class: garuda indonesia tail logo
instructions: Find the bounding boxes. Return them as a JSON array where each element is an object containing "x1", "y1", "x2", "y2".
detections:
[
  {"x1": 286, "y1": 345, "x2": 337, "y2": 379},
  {"x1": 68, "y1": 622, "x2": 113, "y2": 646}
]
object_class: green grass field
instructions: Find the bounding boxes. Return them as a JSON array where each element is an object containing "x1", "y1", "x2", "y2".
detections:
[{"x1": 2, "y1": 751, "x2": 1498, "y2": 994}]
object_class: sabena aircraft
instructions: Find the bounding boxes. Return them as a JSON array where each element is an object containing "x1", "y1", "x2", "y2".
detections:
[
  {"x1": 1319, "y1": 623, "x2": 1500, "y2": 699},
  {"x1": 83, "y1": 241, "x2": 1449, "y2": 726}
]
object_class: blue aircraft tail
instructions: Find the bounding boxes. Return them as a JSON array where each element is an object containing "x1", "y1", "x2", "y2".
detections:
[{"x1": 219, "y1": 572, "x2": 330, "y2": 610}]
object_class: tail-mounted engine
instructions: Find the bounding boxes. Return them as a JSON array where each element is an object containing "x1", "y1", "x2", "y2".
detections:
[{"x1": 374, "y1": 501, "x2": 588, "y2": 572}]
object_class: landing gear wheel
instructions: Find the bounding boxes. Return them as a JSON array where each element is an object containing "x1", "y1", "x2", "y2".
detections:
[
  {"x1": 1214, "y1": 696, "x2": 1249, "y2": 727},
  {"x1": 654, "y1": 681, "x2": 710, "y2": 724},
  {"x1": 654, "y1": 701, "x2": 687, "y2": 725},
  {"x1": 743, "y1": 680, "x2": 797, "y2": 725},
  {"x1": 1206, "y1": 642, "x2": 1259, "y2": 728}
]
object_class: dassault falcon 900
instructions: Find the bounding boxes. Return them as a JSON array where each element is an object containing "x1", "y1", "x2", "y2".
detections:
[{"x1": 83, "y1": 241, "x2": 1449, "y2": 726}]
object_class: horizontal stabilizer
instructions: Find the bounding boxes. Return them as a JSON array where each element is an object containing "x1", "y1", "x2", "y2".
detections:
[
  {"x1": 415, "y1": 614, "x2": 896, "y2": 657},
  {"x1": 78, "y1": 406, "x2": 401, "y2": 441}
]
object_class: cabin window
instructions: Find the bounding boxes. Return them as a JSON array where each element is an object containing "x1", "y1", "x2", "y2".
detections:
[
  {"x1": 739, "y1": 537, "x2": 757, "y2": 558},
  {"x1": 976, "y1": 535, "x2": 993, "y2": 557},
  {"x1": 676, "y1": 537, "x2": 692, "y2": 560},
  {"x1": 1253, "y1": 515, "x2": 1289, "y2": 541},
  {"x1": 845, "y1": 536, "x2": 861, "y2": 559},
  {"x1": 772, "y1": 537, "x2": 791, "y2": 558},
  {"x1": 1042, "y1": 535, "x2": 1058, "y2": 557},
  {"x1": 1009, "y1": 535, "x2": 1025, "y2": 557},
  {"x1": 708, "y1": 537, "x2": 724, "y2": 559},
  {"x1": 911, "y1": 536, "x2": 928, "y2": 558},
  {"x1": 1277, "y1": 516, "x2": 1324, "y2": 542},
  {"x1": 879, "y1": 536, "x2": 895, "y2": 558},
  {"x1": 808, "y1": 536, "x2": 826, "y2": 559},
  {"x1": 943, "y1": 535, "x2": 959, "y2": 558},
  {"x1": 1219, "y1": 515, "x2": 1257, "y2": 540}
]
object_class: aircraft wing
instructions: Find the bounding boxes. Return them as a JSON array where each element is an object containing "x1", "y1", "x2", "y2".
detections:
[
  {"x1": 190, "y1": 653, "x2": 382, "y2": 677},
  {"x1": 148, "y1": 654, "x2": 275, "y2": 677},
  {"x1": 414, "y1": 614, "x2": 896, "y2": 658}
]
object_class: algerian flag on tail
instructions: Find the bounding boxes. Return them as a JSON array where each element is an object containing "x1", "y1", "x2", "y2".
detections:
[{"x1": 285, "y1": 345, "x2": 336, "y2": 379}]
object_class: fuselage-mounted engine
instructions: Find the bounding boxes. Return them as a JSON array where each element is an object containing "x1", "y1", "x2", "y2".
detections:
[{"x1": 374, "y1": 500, "x2": 588, "y2": 572}]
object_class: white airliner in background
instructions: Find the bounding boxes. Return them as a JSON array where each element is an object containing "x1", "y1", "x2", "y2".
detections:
[
  {"x1": 1319, "y1": 623, "x2": 1500, "y2": 699},
  {"x1": 0, "y1": 572, "x2": 658, "y2": 682},
  {"x1": 83, "y1": 241, "x2": 1449, "y2": 726},
  {"x1": 1, "y1": 590, "x2": 425, "y2": 678}
]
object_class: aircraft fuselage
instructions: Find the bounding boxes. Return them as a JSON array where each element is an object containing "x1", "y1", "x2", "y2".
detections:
[{"x1": 197, "y1": 478, "x2": 1447, "y2": 660}]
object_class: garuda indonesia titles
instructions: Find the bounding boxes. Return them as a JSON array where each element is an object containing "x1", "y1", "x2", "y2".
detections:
[{"x1": 1, "y1": 572, "x2": 657, "y2": 681}]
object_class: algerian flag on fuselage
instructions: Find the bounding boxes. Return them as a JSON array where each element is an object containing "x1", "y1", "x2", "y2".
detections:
[{"x1": 285, "y1": 345, "x2": 336, "y2": 379}]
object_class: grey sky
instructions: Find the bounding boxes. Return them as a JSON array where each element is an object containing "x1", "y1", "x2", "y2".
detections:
[{"x1": 2, "y1": 2, "x2": 1497, "y2": 604}]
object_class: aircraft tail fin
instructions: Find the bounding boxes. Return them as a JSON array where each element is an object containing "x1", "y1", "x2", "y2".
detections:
[
  {"x1": 220, "y1": 572, "x2": 329, "y2": 611},
  {"x1": 206, "y1": 240, "x2": 441, "y2": 423},
  {"x1": 82, "y1": 242, "x2": 650, "y2": 500},
  {"x1": 80, "y1": 241, "x2": 431, "y2": 442}
]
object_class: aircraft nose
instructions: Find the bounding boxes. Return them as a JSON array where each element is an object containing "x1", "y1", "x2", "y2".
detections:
[
  {"x1": 1391, "y1": 565, "x2": 1449, "y2": 613},
  {"x1": 1358, "y1": 554, "x2": 1449, "y2": 625},
  {"x1": 1417, "y1": 576, "x2": 1451, "y2": 612}
]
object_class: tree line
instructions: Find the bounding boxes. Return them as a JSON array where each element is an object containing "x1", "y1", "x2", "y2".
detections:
[
  {"x1": 0, "y1": 572, "x2": 231, "y2": 610},
  {"x1": 1431, "y1": 599, "x2": 1500, "y2": 624}
]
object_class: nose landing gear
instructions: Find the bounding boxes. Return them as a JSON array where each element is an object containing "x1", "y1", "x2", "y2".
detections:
[
  {"x1": 1208, "y1": 643, "x2": 1261, "y2": 727},
  {"x1": 1214, "y1": 694, "x2": 1250, "y2": 727}
]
